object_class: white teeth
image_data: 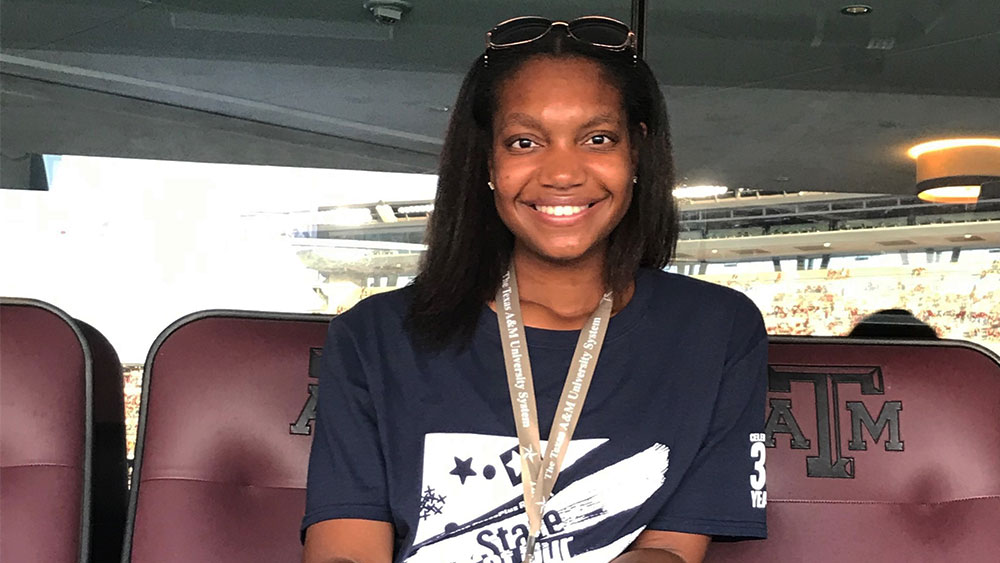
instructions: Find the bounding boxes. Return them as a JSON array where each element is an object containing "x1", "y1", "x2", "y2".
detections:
[{"x1": 536, "y1": 205, "x2": 586, "y2": 216}]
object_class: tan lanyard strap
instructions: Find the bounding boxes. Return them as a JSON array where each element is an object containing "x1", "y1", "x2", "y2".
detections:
[{"x1": 495, "y1": 265, "x2": 613, "y2": 562}]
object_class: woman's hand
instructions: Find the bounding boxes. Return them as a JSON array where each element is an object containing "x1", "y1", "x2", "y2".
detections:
[
  {"x1": 302, "y1": 519, "x2": 394, "y2": 563},
  {"x1": 613, "y1": 548, "x2": 687, "y2": 563},
  {"x1": 612, "y1": 530, "x2": 711, "y2": 563}
]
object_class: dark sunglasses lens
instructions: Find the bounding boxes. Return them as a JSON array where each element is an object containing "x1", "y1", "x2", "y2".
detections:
[
  {"x1": 568, "y1": 19, "x2": 630, "y2": 47},
  {"x1": 491, "y1": 18, "x2": 552, "y2": 45}
]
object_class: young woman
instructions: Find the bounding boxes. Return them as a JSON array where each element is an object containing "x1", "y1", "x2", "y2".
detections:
[{"x1": 302, "y1": 16, "x2": 767, "y2": 563}]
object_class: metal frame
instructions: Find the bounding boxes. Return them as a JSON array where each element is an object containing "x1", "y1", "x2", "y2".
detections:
[{"x1": 631, "y1": 0, "x2": 646, "y2": 59}]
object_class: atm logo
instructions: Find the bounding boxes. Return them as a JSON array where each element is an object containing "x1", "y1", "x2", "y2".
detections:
[
  {"x1": 289, "y1": 347, "x2": 323, "y2": 435},
  {"x1": 764, "y1": 365, "x2": 903, "y2": 478}
]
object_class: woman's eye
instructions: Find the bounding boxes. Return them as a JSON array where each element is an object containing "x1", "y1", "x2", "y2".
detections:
[
  {"x1": 586, "y1": 134, "x2": 614, "y2": 146},
  {"x1": 510, "y1": 138, "x2": 537, "y2": 149}
]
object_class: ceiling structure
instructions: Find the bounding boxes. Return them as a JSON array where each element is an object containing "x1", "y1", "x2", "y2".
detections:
[
  {"x1": 302, "y1": 191, "x2": 1000, "y2": 262},
  {"x1": 1, "y1": 0, "x2": 998, "y2": 196}
]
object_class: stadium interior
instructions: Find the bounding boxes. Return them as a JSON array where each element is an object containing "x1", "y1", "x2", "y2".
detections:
[{"x1": 1, "y1": 1, "x2": 998, "y2": 562}]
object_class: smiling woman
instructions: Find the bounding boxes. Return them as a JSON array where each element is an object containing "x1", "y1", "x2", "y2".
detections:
[{"x1": 302, "y1": 15, "x2": 767, "y2": 563}]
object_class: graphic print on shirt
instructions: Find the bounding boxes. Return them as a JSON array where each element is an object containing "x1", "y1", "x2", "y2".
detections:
[
  {"x1": 748, "y1": 433, "x2": 767, "y2": 509},
  {"x1": 403, "y1": 433, "x2": 670, "y2": 563}
]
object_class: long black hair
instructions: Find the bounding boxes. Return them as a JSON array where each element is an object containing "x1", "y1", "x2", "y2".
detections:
[{"x1": 408, "y1": 29, "x2": 678, "y2": 349}]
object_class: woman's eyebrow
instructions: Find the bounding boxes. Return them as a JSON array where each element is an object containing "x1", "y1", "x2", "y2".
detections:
[
  {"x1": 499, "y1": 112, "x2": 545, "y2": 131},
  {"x1": 578, "y1": 113, "x2": 621, "y2": 131},
  {"x1": 499, "y1": 112, "x2": 622, "y2": 131}
]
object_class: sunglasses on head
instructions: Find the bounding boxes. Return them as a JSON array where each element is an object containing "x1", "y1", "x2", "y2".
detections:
[{"x1": 485, "y1": 15, "x2": 636, "y2": 54}]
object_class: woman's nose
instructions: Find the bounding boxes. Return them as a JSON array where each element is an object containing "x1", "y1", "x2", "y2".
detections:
[{"x1": 538, "y1": 145, "x2": 586, "y2": 189}]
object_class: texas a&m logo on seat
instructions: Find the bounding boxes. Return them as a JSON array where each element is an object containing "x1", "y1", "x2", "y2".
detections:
[
  {"x1": 290, "y1": 347, "x2": 323, "y2": 436},
  {"x1": 764, "y1": 364, "x2": 903, "y2": 478}
]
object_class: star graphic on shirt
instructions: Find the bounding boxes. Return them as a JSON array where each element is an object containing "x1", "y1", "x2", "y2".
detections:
[
  {"x1": 449, "y1": 456, "x2": 477, "y2": 484},
  {"x1": 521, "y1": 445, "x2": 538, "y2": 462}
]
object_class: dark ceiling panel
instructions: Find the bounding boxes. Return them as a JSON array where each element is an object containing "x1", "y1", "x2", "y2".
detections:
[
  {"x1": 1, "y1": 1, "x2": 632, "y2": 70},
  {"x1": 1, "y1": 0, "x2": 997, "y2": 195},
  {"x1": 645, "y1": 0, "x2": 1000, "y2": 97}
]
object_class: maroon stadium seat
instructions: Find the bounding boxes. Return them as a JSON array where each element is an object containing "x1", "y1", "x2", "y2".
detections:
[
  {"x1": 122, "y1": 311, "x2": 331, "y2": 563},
  {"x1": 1, "y1": 298, "x2": 92, "y2": 563},
  {"x1": 707, "y1": 336, "x2": 1000, "y2": 562}
]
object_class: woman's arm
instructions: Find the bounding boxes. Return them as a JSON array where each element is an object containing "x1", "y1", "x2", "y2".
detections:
[
  {"x1": 302, "y1": 318, "x2": 394, "y2": 562},
  {"x1": 612, "y1": 530, "x2": 710, "y2": 563},
  {"x1": 302, "y1": 519, "x2": 394, "y2": 563}
]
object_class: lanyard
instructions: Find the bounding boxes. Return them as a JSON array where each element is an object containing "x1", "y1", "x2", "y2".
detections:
[{"x1": 494, "y1": 265, "x2": 613, "y2": 562}]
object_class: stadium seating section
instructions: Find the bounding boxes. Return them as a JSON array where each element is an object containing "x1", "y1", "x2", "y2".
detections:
[
  {"x1": 704, "y1": 261, "x2": 1000, "y2": 352},
  {"x1": 4, "y1": 299, "x2": 999, "y2": 561}
]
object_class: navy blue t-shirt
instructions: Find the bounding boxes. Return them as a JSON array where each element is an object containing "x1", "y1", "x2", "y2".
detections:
[{"x1": 303, "y1": 269, "x2": 768, "y2": 561}]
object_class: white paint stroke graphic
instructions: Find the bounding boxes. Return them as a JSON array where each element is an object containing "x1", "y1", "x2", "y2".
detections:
[
  {"x1": 412, "y1": 433, "x2": 607, "y2": 545},
  {"x1": 404, "y1": 441, "x2": 670, "y2": 562},
  {"x1": 547, "y1": 443, "x2": 671, "y2": 528}
]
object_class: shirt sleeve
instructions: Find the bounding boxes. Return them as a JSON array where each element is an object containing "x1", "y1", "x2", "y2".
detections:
[
  {"x1": 301, "y1": 316, "x2": 393, "y2": 541},
  {"x1": 647, "y1": 293, "x2": 769, "y2": 540}
]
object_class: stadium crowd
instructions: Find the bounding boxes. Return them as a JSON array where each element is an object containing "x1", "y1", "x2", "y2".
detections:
[{"x1": 711, "y1": 260, "x2": 1000, "y2": 349}]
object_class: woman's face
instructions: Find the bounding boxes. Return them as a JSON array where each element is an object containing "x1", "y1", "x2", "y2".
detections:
[{"x1": 490, "y1": 56, "x2": 635, "y2": 264}]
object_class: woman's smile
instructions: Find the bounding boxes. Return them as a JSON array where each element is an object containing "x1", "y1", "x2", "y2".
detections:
[{"x1": 523, "y1": 197, "x2": 606, "y2": 224}]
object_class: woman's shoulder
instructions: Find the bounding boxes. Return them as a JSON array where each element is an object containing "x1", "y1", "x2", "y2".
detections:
[
  {"x1": 332, "y1": 285, "x2": 414, "y2": 331},
  {"x1": 639, "y1": 268, "x2": 765, "y2": 340},
  {"x1": 640, "y1": 268, "x2": 767, "y2": 361},
  {"x1": 641, "y1": 268, "x2": 759, "y2": 314}
]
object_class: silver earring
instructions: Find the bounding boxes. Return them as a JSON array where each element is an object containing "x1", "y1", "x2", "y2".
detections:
[
  {"x1": 632, "y1": 176, "x2": 638, "y2": 185},
  {"x1": 488, "y1": 181, "x2": 496, "y2": 191}
]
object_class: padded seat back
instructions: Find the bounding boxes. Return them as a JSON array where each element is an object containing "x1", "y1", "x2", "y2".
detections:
[
  {"x1": 707, "y1": 336, "x2": 1000, "y2": 561},
  {"x1": 1, "y1": 298, "x2": 91, "y2": 563},
  {"x1": 123, "y1": 311, "x2": 331, "y2": 563}
]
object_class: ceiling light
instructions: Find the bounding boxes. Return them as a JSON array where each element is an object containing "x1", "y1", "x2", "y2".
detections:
[
  {"x1": 909, "y1": 138, "x2": 1000, "y2": 204},
  {"x1": 907, "y1": 138, "x2": 1000, "y2": 159},
  {"x1": 841, "y1": 5, "x2": 872, "y2": 16},
  {"x1": 396, "y1": 203, "x2": 434, "y2": 215},
  {"x1": 823, "y1": 242, "x2": 832, "y2": 248},
  {"x1": 917, "y1": 185, "x2": 982, "y2": 204},
  {"x1": 673, "y1": 185, "x2": 728, "y2": 199},
  {"x1": 169, "y1": 11, "x2": 394, "y2": 40},
  {"x1": 711, "y1": 249, "x2": 719, "y2": 254},
  {"x1": 964, "y1": 234, "x2": 973, "y2": 239}
]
